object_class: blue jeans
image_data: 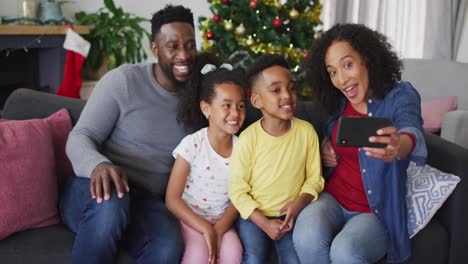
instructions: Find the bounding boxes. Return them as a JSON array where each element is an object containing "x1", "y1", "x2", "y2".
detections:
[
  {"x1": 293, "y1": 192, "x2": 388, "y2": 264},
  {"x1": 236, "y1": 216, "x2": 300, "y2": 264},
  {"x1": 60, "y1": 176, "x2": 184, "y2": 264}
]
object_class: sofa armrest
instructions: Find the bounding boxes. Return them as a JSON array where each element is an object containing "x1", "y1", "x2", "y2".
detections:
[
  {"x1": 424, "y1": 132, "x2": 468, "y2": 264},
  {"x1": 2, "y1": 88, "x2": 85, "y2": 125},
  {"x1": 441, "y1": 110, "x2": 468, "y2": 150}
]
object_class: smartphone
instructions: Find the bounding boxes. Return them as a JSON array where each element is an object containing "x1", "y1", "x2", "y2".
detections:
[{"x1": 336, "y1": 116, "x2": 392, "y2": 148}]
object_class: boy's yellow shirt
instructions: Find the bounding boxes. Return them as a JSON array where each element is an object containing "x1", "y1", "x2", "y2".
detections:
[{"x1": 228, "y1": 117, "x2": 324, "y2": 219}]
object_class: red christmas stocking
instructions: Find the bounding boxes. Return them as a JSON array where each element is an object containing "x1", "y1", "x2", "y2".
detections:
[{"x1": 56, "y1": 28, "x2": 90, "y2": 98}]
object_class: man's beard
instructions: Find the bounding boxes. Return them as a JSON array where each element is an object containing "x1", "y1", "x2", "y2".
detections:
[{"x1": 159, "y1": 62, "x2": 187, "y2": 89}]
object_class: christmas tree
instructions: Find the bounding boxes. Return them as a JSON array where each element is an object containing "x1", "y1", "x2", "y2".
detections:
[{"x1": 199, "y1": 0, "x2": 322, "y2": 98}]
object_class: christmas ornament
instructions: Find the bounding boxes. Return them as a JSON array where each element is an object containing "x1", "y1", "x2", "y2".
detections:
[
  {"x1": 235, "y1": 24, "x2": 245, "y2": 35},
  {"x1": 302, "y1": 50, "x2": 309, "y2": 58},
  {"x1": 202, "y1": 39, "x2": 214, "y2": 51},
  {"x1": 213, "y1": 14, "x2": 221, "y2": 22},
  {"x1": 273, "y1": 17, "x2": 282, "y2": 28},
  {"x1": 206, "y1": 31, "x2": 215, "y2": 40},
  {"x1": 221, "y1": 0, "x2": 229, "y2": 5},
  {"x1": 274, "y1": 2, "x2": 282, "y2": 9},
  {"x1": 224, "y1": 20, "x2": 233, "y2": 31},
  {"x1": 289, "y1": 8, "x2": 299, "y2": 19},
  {"x1": 250, "y1": 0, "x2": 257, "y2": 8},
  {"x1": 246, "y1": 36, "x2": 254, "y2": 46}
]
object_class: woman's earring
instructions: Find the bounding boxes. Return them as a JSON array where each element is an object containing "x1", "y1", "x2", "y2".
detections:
[{"x1": 205, "y1": 115, "x2": 209, "y2": 120}]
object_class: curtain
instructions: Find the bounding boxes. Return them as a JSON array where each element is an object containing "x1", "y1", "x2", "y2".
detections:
[{"x1": 321, "y1": 0, "x2": 467, "y2": 60}]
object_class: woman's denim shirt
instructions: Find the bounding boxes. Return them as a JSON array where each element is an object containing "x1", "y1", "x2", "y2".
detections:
[{"x1": 325, "y1": 81, "x2": 427, "y2": 263}]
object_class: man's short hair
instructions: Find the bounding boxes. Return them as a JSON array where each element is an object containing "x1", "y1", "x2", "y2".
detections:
[
  {"x1": 246, "y1": 54, "x2": 290, "y2": 89},
  {"x1": 151, "y1": 5, "x2": 194, "y2": 41}
]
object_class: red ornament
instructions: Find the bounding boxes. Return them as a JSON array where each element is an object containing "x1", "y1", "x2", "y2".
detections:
[
  {"x1": 302, "y1": 51, "x2": 309, "y2": 58},
  {"x1": 273, "y1": 17, "x2": 282, "y2": 28},
  {"x1": 213, "y1": 14, "x2": 221, "y2": 22},
  {"x1": 221, "y1": 0, "x2": 229, "y2": 4},
  {"x1": 206, "y1": 31, "x2": 215, "y2": 40},
  {"x1": 250, "y1": 0, "x2": 257, "y2": 8}
]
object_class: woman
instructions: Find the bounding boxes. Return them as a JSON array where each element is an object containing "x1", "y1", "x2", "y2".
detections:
[{"x1": 292, "y1": 23, "x2": 427, "y2": 264}]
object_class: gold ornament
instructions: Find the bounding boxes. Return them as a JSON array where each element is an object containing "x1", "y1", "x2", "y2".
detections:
[
  {"x1": 235, "y1": 24, "x2": 245, "y2": 35},
  {"x1": 224, "y1": 20, "x2": 233, "y2": 31},
  {"x1": 289, "y1": 8, "x2": 299, "y2": 19},
  {"x1": 202, "y1": 39, "x2": 214, "y2": 52},
  {"x1": 274, "y1": 1, "x2": 282, "y2": 9},
  {"x1": 246, "y1": 36, "x2": 254, "y2": 46}
]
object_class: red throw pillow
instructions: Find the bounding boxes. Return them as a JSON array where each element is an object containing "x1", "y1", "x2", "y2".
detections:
[
  {"x1": 46, "y1": 109, "x2": 73, "y2": 188},
  {"x1": 421, "y1": 96, "x2": 458, "y2": 133},
  {"x1": 0, "y1": 109, "x2": 72, "y2": 240}
]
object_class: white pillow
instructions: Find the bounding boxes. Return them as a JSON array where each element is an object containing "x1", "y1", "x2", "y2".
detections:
[{"x1": 406, "y1": 162, "x2": 460, "y2": 238}]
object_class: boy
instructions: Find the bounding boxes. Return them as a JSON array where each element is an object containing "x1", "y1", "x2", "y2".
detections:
[{"x1": 228, "y1": 54, "x2": 324, "y2": 263}]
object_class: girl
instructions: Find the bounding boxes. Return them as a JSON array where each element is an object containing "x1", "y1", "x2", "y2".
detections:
[{"x1": 166, "y1": 58, "x2": 246, "y2": 264}]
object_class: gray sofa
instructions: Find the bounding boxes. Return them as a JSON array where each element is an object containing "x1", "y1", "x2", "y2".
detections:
[
  {"x1": 402, "y1": 59, "x2": 468, "y2": 149},
  {"x1": 1, "y1": 88, "x2": 468, "y2": 264}
]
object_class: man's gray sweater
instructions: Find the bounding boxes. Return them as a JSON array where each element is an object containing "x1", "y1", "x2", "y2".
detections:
[{"x1": 66, "y1": 63, "x2": 187, "y2": 195}]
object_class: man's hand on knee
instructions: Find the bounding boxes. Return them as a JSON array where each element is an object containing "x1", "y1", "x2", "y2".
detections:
[{"x1": 90, "y1": 162, "x2": 130, "y2": 203}]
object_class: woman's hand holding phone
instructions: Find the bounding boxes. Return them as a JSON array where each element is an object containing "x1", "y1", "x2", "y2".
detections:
[{"x1": 363, "y1": 126, "x2": 401, "y2": 162}]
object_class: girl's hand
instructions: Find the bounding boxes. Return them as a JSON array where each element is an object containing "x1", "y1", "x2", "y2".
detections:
[
  {"x1": 213, "y1": 226, "x2": 224, "y2": 263},
  {"x1": 321, "y1": 137, "x2": 339, "y2": 167},
  {"x1": 202, "y1": 226, "x2": 218, "y2": 264},
  {"x1": 363, "y1": 126, "x2": 400, "y2": 162}
]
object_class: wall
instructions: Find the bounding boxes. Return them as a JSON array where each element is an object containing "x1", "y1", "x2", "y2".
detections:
[{"x1": 0, "y1": 0, "x2": 211, "y2": 62}]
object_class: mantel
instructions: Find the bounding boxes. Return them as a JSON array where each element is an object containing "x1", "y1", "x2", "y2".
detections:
[
  {"x1": 0, "y1": 25, "x2": 91, "y2": 103},
  {"x1": 0, "y1": 25, "x2": 90, "y2": 35}
]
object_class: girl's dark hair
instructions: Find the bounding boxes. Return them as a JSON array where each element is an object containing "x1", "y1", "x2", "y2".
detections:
[
  {"x1": 177, "y1": 53, "x2": 247, "y2": 131},
  {"x1": 304, "y1": 23, "x2": 402, "y2": 115}
]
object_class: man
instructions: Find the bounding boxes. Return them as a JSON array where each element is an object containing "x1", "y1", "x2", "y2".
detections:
[{"x1": 60, "y1": 5, "x2": 197, "y2": 263}]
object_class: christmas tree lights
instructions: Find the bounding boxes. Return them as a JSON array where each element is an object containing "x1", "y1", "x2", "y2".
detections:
[{"x1": 199, "y1": 0, "x2": 322, "y2": 98}]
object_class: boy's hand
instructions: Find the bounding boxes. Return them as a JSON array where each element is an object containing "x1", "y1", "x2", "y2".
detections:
[
  {"x1": 278, "y1": 200, "x2": 301, "y2": 232},
  {"x1": 262, "y1": 218, "x2": 287, "y2": 240},
  {"x1": 202, "y1": 226, "x2": 218, "y2": 264},
  {"x1": 250, "y1": 209, "x2": 288, "y2": 241},
  {"x1": 279, "y1": 194, "x2": 313, "y2": 231}
]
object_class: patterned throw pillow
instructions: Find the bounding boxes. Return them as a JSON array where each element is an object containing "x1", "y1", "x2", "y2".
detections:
[{"x1": 406, "y1": 162, "x2": 460, "y2": 238}]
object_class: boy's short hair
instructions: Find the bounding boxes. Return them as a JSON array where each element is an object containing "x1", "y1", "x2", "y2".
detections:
[
  {"x1": 246, "y1": 54, "x2": 290, "y2": 89},
  {"x1": 151, "y1": 5, "x2": 194, "y2": 41}
]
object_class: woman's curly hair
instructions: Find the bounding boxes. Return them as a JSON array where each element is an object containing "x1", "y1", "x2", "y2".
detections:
[{"x1": 304, "y1": 23, "x2": 402, "y2": 115}]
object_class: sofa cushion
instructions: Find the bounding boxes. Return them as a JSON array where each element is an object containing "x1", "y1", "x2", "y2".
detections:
[
  {"x1": 406, "y1": 162, "x2": 460, "y2": 238},
  {"x1": 421, "y1": 96, "x2": 457, "y2": 133},
  {"x1": 0, "y1": 109, "x2": 72, "y2": 240},
  {"x1": 0, "y1": 224, "x2": 135, "y2": 264}
]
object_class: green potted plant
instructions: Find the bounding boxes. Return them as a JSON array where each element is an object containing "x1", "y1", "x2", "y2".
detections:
[{"x1": 75, "y1": 0, "x2": 150, "y2": 79}]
